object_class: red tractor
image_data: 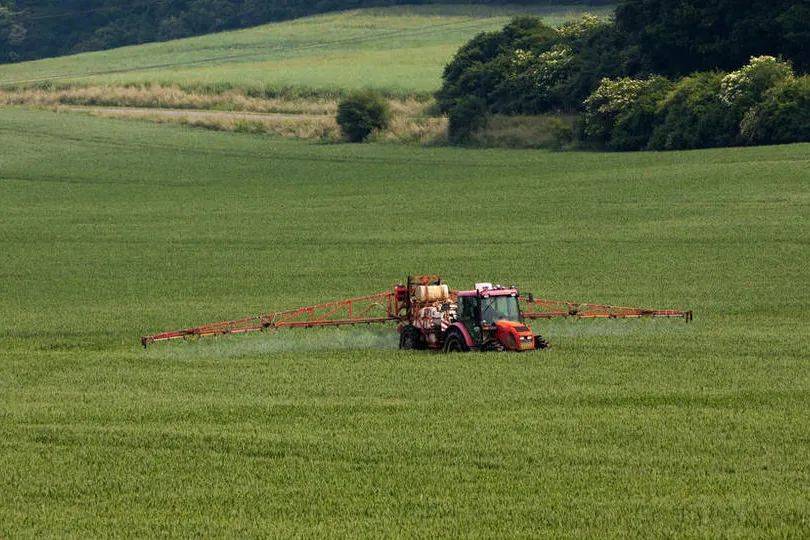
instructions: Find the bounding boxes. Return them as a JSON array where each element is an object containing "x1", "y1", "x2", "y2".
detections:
[
  {"x1": 141, "y1": 274, "x2": 691, "y2": 351},
  {"x1": 396, "y1": 276, "x2": 548, "y2": 352}
]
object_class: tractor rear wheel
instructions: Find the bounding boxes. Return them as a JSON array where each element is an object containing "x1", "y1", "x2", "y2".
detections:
[
  {"x1": 399, "y1": 325, "x2": 424, "y2": 350},
  {"x1": 442, "y1": 331, "x2": 469, "y2": 353}
]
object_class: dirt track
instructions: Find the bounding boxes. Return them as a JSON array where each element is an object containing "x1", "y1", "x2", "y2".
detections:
[{"x1": 61, "y1": 105, "x2": 331, "y2": 121}]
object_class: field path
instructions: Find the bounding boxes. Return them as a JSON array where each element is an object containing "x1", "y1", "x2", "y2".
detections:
[{"x1": 60, "y1": 105, "x2": 332, "y2": 121}]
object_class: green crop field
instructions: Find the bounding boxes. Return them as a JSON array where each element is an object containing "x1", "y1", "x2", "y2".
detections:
[
  {"x1": 0, "y1": 4, "x2": 613, "y2": 96},
  {"x1": 0, "y1": 108, "x2": 808, "y2": 536}
]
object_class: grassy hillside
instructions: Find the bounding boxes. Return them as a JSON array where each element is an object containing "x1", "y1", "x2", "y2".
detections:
[
  {"x1": 1, "y1": 108, "x2": 808, "y2": 536},
  {"x1": 0, "y1": 4, "x2": 613, "y2": 96}
]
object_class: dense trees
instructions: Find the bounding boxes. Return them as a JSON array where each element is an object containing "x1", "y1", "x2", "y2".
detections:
[
  {"x1": 437, "y1": 14, "x2": 629, "y2": 117},
  {"x1": 0, "y1": 1, "x2": 613, "y2": 63},
  {"x1": 438, "y1": 0, "x2": 810, "y2": 149},
  {"x1": 615, "y1": 0, "x2": 810, "y2": 75},
  {"x1": 582, "y1": 57, "x2": 808, "y2": 151},
  {"x1": 0, "y1": 2, "x2": 25, "y2": 62}
]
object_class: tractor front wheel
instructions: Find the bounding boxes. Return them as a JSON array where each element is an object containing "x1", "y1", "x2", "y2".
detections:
[
  {"x1": 442, "y1": 331, "x2": 469, "y2": 353},
  {"x1": 534, "y1": 335, "x2": 550, "y2": 350}
]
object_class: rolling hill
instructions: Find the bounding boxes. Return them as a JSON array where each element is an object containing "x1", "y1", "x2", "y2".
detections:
[{"x1": 0, "y1": 4, "x2": 613, "y2": 96}]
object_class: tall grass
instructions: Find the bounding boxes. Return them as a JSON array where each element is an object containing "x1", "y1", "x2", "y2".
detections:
[
  {"x1": 32, "y1": 89, "x2": 446, "y2": 143},
  {"x1": 0, "y1": 84, "x2": 340, "y2": 114},
  {"x1": 471, "y1": 114, "x2": 577, "y2": 149}
]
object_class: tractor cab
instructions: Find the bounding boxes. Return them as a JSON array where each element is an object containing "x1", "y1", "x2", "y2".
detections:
[{"x1": 455, "y1": 284, "x2": 546, "y2": 351}]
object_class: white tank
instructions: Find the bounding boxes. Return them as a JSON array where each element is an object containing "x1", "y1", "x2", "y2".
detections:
[{"x1": 414, "y1": 284, "x2": 450, "y2": 302}]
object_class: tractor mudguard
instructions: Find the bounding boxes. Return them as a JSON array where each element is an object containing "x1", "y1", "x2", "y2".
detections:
[{"x1": 449, "y1": 322, "x2": 475, "y2": 348}]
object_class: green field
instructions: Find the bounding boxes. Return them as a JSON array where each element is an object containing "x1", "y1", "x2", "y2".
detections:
[
  {"x1": 0, "y1": 108, "x2": 808, "y2": 536},
  {"x1": 0, "y1": 4, "x2": 613, "y2": 96}
]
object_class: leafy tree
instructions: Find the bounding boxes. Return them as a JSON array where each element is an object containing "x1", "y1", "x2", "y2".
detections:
[
  {"x1": 583, "y1": 75, "x2": 671, "y2": 150},
  {"x1": 336, "y1": 90, "x2": 390, "y2": 143},
  {"x1": 740, "y1": 76, "x2": 810, "y2": 145},
  {"x1": 648, "y1": 72, "x2": 738, "y2": 151},
  {"x1": 436, "y1": 17, "x2": 559, "y2": 114},
  {"x1": 720, "y1": 56, "x2": 795, "y2": 113},
  {"x1": 553, "y1": 17, "x2": 642, "y2": 107}
]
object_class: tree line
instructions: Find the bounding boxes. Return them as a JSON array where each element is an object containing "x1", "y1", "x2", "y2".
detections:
[
  {"x1": 437, "y1": 0, "x2": 810, "y2": 149},
  {"x1": 0, "y1": 0, "x2": 612, "y2": 63}
]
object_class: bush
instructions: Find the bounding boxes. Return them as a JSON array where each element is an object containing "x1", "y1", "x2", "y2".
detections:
[
  {"x1": 648, "y1": 72, "x2": 738, "y2": 151},
  {"x1": 447, "y1": 96, "x2": 488, "y2": 144},
  {"x1": 336, "y1": 91, "x2": 390, "y2": 143},
  {"x1": 720, "y1": 56, "x2": 794, "y2": 112},
  {"x1": 740, "y1": 76, "x2": 810, "y2": 145},
  {"x1": 583, "y1": 76, "x2": 672, "y2": 150}
]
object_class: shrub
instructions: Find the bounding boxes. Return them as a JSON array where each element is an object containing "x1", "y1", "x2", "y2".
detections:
[
  {"x1": 336, "y1": 91, "x2": 390, "y2": 143},
  {"x1": 447, "y1": 96, "x2": 488, "y2": 144},
  {"x1": 490, "y1": 45, "x2": 576, "y2": 114},
  {"x1": 740, "y1": 76, "x2": 810, "y2": 145},
  {"x1": 583, "y1": 76, "x2": 672, "y2": 150},
  {"x1": 720, "y1": 56, "x2": 794, "y2": 112},
  {"x1": 648, "y1": 72, "x2": 738, "y2": 151}
]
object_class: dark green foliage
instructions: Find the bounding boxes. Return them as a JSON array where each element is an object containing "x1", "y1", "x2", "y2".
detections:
[
  {"x1": 580, "y1": 57, "x2": 808, "y2": 152},
  {"x1": 438, "y1": 14, "x2": 631, "y2": 119},
  {"x1": 336, "y1": 90, "x2": 391, "y2": 142},
  {"x1": 583, "y1": 76, "x2": 673, "y2": 151},
  {"x1": 438, "y1": 0, "x2": 809, "y2": 148},
  {"x1": 741, "y1": 77, "x2": 810, "y2": 145},
  {"x1": 436, "y1": 17, "x2": 559, "y2": 114},
  {"x1": 448, "y1": 95, "x2": 488, "y2": 143},
  {"x1": 554, "y1": 22, "x2": 641, "y2": 109},
  {"x1": 648, "y1": 72, "x2": 737, "y2": 151},
  {"x1": 720, "y1": 56, "x2": 795, "y2": 116},
  {"x1": 606, "y1": 82, "x2": 668, "y2": 150},
  {"x1": 615, "y1": 0, "x2": 810, "y2": 75},
  {"x1": 0, "y1": 1, "x2": 24, "y2": 62}
]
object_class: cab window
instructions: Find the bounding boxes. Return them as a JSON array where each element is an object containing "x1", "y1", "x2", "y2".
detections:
[{"x1": 480, "y1": 296, "x2": 520, "y2": 324}]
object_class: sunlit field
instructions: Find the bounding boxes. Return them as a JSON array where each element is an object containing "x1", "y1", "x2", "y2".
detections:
[
  {"x1": 0, "y1": 4, "x2": 614, "y2": 96},
  {"x1": 0, "y1": 109, "x2": 807, "y2": 536}
]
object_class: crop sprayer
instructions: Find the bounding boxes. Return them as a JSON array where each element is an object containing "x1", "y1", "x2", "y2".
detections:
[{"x1": 141, "y1": 276, "x2": 692, "y2": 352}]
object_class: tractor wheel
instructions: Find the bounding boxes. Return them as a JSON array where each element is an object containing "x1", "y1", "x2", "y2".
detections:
[
  {"x1": 534, "y1": 335, "x2": 550, "y2": 350},
  {"x1": 442, "y1": 331, "x2": 469, "y2": 353},
  {"x1": 399, "y1": 325, "x2": 424, "y2": 350}
]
